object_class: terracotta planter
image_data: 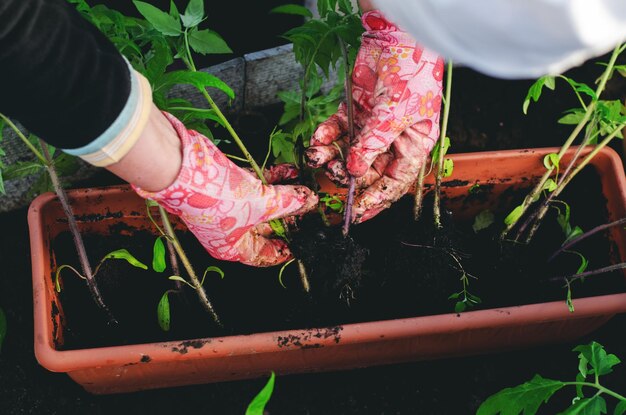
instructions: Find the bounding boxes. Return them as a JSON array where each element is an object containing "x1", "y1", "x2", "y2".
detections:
[{"x1": 28, "y1": 147, "x2": 626, "y2": 394}]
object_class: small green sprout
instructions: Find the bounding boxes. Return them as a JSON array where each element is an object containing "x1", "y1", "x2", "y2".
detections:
[
  {"x1": 449, "y1": 273, "x2": 481, "y2": 313},
  {"x1": 168, "y1": 266, "x2": 224, "y2": 289},
  {"x1": 55, "y1": 249, "x2": 147, "y2": 293},
  {"x1": 246, "y1": 372, "x2": 276, "y2": 415}
]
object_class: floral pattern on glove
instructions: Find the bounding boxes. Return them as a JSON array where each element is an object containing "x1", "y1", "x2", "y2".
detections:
[
  {"x1": 134, "y1": 112, "x2": 318, "y2": 267},
  {"x1": 305, "y1": 10, "x2": 443, "y2": 223}
]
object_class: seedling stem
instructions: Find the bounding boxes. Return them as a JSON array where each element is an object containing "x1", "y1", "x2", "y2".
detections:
[
  {"x1": 433, "y1": 61, "x2": 453, "y2": 228},
  {"x1": 339, "y1": 37, "x2": 356, "y2": 237}
]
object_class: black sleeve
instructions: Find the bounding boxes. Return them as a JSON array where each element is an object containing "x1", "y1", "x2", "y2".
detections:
[{"x1": 0, "y1": 0, "x2": 130, "y2": 149}]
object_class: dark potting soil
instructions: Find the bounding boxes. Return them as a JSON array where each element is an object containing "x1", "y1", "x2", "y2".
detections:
[{"x1": 53, "y1": 164, "x2": 626, "y2": 350}]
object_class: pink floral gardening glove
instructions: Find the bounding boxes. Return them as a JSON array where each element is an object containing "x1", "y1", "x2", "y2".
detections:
[
  {"x1": 134, "y1": 113, "x2": 318, "y2": 267},
  {"x1": 305, "y1": 11, "x2": 444, "y2": 223}
]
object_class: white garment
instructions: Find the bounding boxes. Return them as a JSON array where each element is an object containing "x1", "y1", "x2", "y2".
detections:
[{"x1": 375, "y1": 0, "x2": 626, "y2": 79}]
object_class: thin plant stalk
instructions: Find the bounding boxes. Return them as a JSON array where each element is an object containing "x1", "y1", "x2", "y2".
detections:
[
  {"x1": 515, "y1": 115, "x2": 599, "y2": 239},
  {"x1": 523, "y1": 121, "x2": 626, "y2": 242},
  {"x1": 549, "y1": 262, "x2": 626, "y2": 283},
  {"x1": 502, "y1": 44, "x2": 622, "y2": 239},
  {"x1": 413, "y1": 162, "x2": 427, "y2": 221},
  {"x1": 183, "y1": 31, "x2": 311, "y2": 292},
  {"x1": 166, "y1": 238, "x2": 183, "y2": 291},
  {"x1": 158, "y1": 205, "x2": 222, "y2": 326},
  {"x1": 501, "y1": 105, "x2": 595, "y2": 239},
  {"x1": 39, "y1": 139, "x2": 115, "y2": 323},
  {"x1": 339, "y1": 37, "x2": 356, "y2": 237},
  {"x1": 550, "y1": 217, "x2": 626, "y2": 261},
  {"x1": 433, "y1": 61, "x2": 453, "y2": 228},
  {"x1": 0, "y1": 116, "x2": 115, "y2": 322}
]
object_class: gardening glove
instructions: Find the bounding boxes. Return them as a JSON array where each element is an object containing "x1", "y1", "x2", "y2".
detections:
[
  {"x1": 305, "y1": 10, "x2": 443, "y2": 223},
  {"x1": 134, "y1": 112, "x2": 318, "y2": 267}
]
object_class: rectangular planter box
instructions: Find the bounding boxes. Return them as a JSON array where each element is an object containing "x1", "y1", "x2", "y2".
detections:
[{"x1": 28, "y1": 147, "x2": 626, "y2": 394}]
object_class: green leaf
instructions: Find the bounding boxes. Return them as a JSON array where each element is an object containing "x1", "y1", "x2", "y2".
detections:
[
  {"x1": 442, "y1": 158, "x2": 454, "y2": 177},
  {"x1": 168, "y1": 275, "x2": 189, "y2": 284},
  {"x1": 271, "y1": 131, "x2": 296, "y2": 164},
  {"x1": 245, "y1": 372, "x2": 276, "y2": 415},
  {"x1": 557, "y1": 396, "x2": 606, "y2": 415},
  {"x1": 53, "y1": 152, "x2": 80, "y2": 177},
  {"x1": 543, "y1": 178, "x2": 558, "y2": 192},
  {"x1": 574, "y1": 342, "x2": 621, "y2": 377},
  {"x1": 575, "y1": 373, "x2": 586, "y2": 398},
  {"x1": 269, "y1": 219, "x2": 287, "y2": 239},
  {"x1": 566, "y1": 226, "x2": 584, "y2": 244},
  {"x1": 477, "y1": 375, "x2": 565, "y2": 415},
  {"x1": 157, "y1": 291, "x2": 171, "y2": 331},
  {"x1": 0, "y1": 171, "x2": 5, "y2": 195},
  {"x1": 133, "y1": 1, "x2": 181, "y2": 36},
  {"x1": 104, "y1": 249, "x2": 148, "y2": 270},
  {"x1": 2, "y1": 161, "x2": 43, "y2": 180},
  {"x1": 431, "y1": 136, "x2": 451, "y2": 163},
  {"x1": 575, "y1": 253, "x2": 589, "y2": 275},
  {"x1": 200, "y1": 265, "x2": 225, "y2": 286},
  {"x1": 181, "y1": 0, "x2": 204, "y2": 28},
  {"x1": 564, "y1": 78, "x2": 598, "y2": 101},
  {"x1": 67, "y1": 0, "x2": 91, "y2": 13},
  {"x1": 614, "y1": 400, "x2": 626, "y2": 415},
  {"x1": 270, "y1": 4, "x2": 313, "y2": 17},
  {"x1": 160, "y1": 70, "x2": 234, "y2": 99},
  {"x1": 152, "y1": 237, "x2": 166, "y2": 272},
  {"x1": 523, "y1": 76, "x2": 556, "y2": 114},
  {"x1": 566, "y1": 284, "x2": 575, "y2": 313},
  {"x1": 337, "y1": 0, "x2": 353, "y2": 14},
  {"x1": 579, "y1": 352, "x2": 589, "y2": 378},
  {"x1": 0, "y1": 307, "x2": 6, "y2": 353},
  {"x1": 504, "y1": 205, "x2": 524, "y2": 226},
  {"x1": 473, "y1": 210, "x2": 495, "y2": 233},
  {"x1": 544, "y1": 153, "x2": 560, "y2": 171},
  {"x1": 169, "y1": 0, "x2": 180, "y2": 20},
  {"x1": 454, "y1": 301, "x2": 466, "y2": 313},
  {"x1": 145, "y1": 38, "x2": 173, "y2": 84},
  {"x1": 28, "y1": 171, "x2": 51, "y2": 197},
  {"x1": 559, "y1": 111, "x2": 586, "y2": 125},
  {"x1": 188, "y1": 29, "x2": 232, "y2": 55}
]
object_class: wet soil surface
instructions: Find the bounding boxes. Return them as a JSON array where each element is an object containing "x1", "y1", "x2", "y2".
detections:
[{"x1": 3, "y1": 57, "x2": 626, "y2": 413}]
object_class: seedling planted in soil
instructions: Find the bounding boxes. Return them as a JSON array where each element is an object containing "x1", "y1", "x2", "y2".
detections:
[{"x1": 0, "y1": 113, "x2": 116, "y2": 322}]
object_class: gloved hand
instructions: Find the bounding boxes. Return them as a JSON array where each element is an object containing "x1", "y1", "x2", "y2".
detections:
[
  {"x1": 134, "y1": 112, "x2": 318, "y2": 267},
  {"x1": 305, "y1": 10, "x2": 443, "y2": 223}
]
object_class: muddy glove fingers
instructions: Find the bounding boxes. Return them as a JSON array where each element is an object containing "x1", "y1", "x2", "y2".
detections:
[
  {"x1": 244, "y1": 163, "x2": 299, "y2": 185},
  {"x1": 305, "y1": 104, "x2": 349, "y2": 169},
  {"x1": 325, "y1": 152, "x2": 393, "y2": 187},
  {"x1": 134, "y1": 112, "x2": 318, "y2": 267},
  {"x1": 305, "y1": 135, "x2": 350, "y2": 169},
  {"x1": 352, "y1": 124, "x2": 434, "y2": 223},
  {"x1": 346, "y1": 11, "x2": 443, "y2": 178},
  {"x1": 310, "y1": 103, "x2": 349, "y2": 146}
]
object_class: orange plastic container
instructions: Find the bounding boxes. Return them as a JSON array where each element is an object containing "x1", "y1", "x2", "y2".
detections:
[{"x1": 28, "y1": 147, "x2": 626, "y2": 394}]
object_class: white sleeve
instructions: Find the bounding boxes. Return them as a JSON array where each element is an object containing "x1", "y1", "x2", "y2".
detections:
[{"x1": 374, "y1": 0, "x2": 626, "y2": 79}]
